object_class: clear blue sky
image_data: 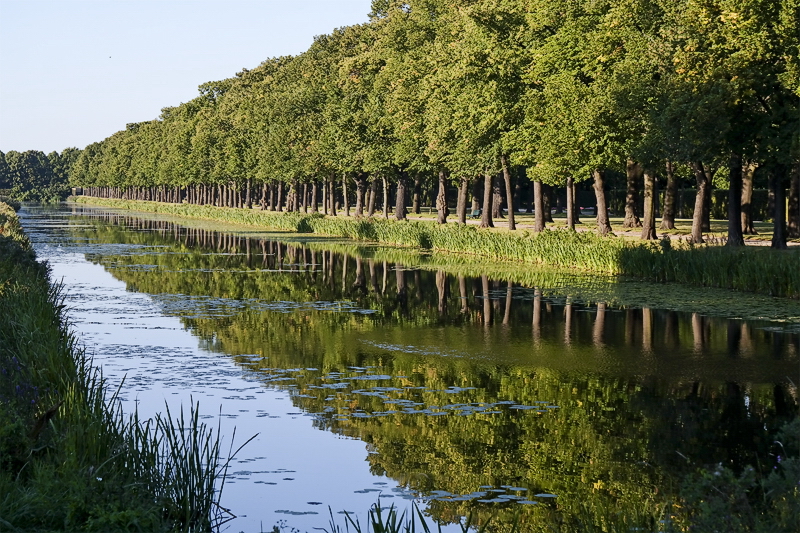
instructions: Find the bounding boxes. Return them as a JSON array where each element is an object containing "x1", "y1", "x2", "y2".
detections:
[{"x1": 0, "y1": 0, "x2": 372, "y2": 154}]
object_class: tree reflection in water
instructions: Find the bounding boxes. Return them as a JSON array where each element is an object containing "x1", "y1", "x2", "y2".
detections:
[{"x1": 69, "y1": 207, "x2": 798, "y2": 530}]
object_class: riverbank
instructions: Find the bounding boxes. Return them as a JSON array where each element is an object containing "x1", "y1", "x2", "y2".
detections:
[
  {"x1": 0, "y1": 201, "x2": 226, "y2": 532},
  {"x1": 71, "y1": 197, "x2": 800, "y2": 299}
]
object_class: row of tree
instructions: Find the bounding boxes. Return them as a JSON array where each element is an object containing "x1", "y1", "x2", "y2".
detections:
[
  {"x1": 0, "y1": 149, "x2": 80, "y2": 202},
  {"x1": 68, "y1": 0, "x2": 799, "y2": 247}
]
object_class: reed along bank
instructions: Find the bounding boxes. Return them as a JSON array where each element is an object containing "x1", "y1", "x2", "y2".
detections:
[
  {"x1": 72, "y1": 197, "x2": 800, "y2": 299},
  {"x1": 0, "y1": 201, "x2": 227, "y2": 532}
]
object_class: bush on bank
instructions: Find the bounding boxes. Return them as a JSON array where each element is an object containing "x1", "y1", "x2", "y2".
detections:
[
  {"x1": 0, "y1": 201, "x2": 226, "y2": 532},
  {"x1": 72, "y1": 197, "x2": 800, "y2": 299}
]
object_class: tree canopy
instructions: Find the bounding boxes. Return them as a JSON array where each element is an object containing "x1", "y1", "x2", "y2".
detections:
[{"x1": 66, "y1": 0, "x2": 799, "y2": 241}]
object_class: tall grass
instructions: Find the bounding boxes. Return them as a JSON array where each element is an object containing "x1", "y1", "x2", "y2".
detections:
[
  {"x1": 0, "y1": 201, "x2": 235, "y2": 532},
  {"x1": 619, "y1": 239, "x2": 800, "y2": 298},
  {"x1": 72, "y1": 197, "x2": 800, "y2": 298},
  {"x1": 323, "y1": 502, "x2": 500, "y2": 533}
]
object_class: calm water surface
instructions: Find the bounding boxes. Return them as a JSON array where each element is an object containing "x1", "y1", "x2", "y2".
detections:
[{"x1": 20, "y1": 204, "x2": 799, "y2": 532}]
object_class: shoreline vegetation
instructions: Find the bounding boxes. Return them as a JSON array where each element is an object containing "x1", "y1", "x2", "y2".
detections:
[
  {"x1": 70, "y1": 207, "x2": 800, "y2": 324},
  {"x1": 71, "y1": 196, "x2": 800, "y2": 300},
  {"x1": 0, "y1": 200, "x2": 231, "y2": 532},
  {"x1": 15, "y1": 201, "x2": 800, "y2": 533}
]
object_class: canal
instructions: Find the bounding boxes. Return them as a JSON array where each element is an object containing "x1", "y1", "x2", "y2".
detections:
[{"x1": 20, "y1": 203, "x2": 799, "y2": 532}]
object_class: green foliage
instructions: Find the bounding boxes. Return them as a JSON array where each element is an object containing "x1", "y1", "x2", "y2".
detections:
[
  {"x1": 64, "y1": 0, "x2": 799, "y2": 224},
  {"x1": 2, "y1": 149, "x2": 78, "y2": 202}
]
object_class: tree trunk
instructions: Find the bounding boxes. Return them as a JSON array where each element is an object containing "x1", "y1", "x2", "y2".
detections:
[
  {"x1": 480, "y1": 172, "x2": 494, "y2": 228},
  {"x1": 789, "y1": 163, "x2": 800, "y2": 238},
  {"x1": 500, "y1": 154, "x2": 516, "y2": 230},
  {"x1": 471, "y1": 176, "x2": 481, "y2": 212},
  {"x1": 455, "y1": 174, "x2": 464, "y2": 220},
  {"x1": 328, "y1": 173, "x2": 337, "y2": 216},
  {"x1": 565, "y1": 176, "x2": 576, "y2": 230},
  {"x1": 726, "y1": 152, "x2": 745, "y2": 247},
  {"x1": 572, "y1": 178, "x2": 580, "y2": 224},
  {"x1": 354, "y1": 173, "x2": 366, "y2": 217},
  {"x1": 367, "y1": 179, "x2": 376, "y2": 216},
  {"x1": 276, "y1": 181, "x2": 284, "y2": 212},
  {"x1": 660, "y1": 160, "x2": 677, "y2": 230},
  {"x1": 542, "y1": 184, "x2": 554, "y2": 222},
  {"x1": 246, "y1": 178, "x2": 252, "y2": 208},
  {"x1": 342, "y1": 174, "x2": 350, "y2": 216},
  {"x1": 592, "y1": 169, "x2": 613, "y2": 235},
  {"x1": 741, "y1": 161, "x2": 757, "y2": 234},
  {"x1": 700, "y1": 163, "x2": 715, "y2": 232},
  {"x1": 311, "y1": 181, "x2": 318, "y2": 213},
  {"x1": 412, "y1": 174, "x2": 422, "y2": 214},
  {"x1": 690, "y1": 161, "x2": 709, "y2": 243},
  {"x1": 268, "y1": 182, "x2": 275, "y2": 210},
  {"x1": 702, "y1": 176, "x2": 712, "y2": 232},
  {"x1": 533, "y1": 180, "x2": 545, "y2": 232},
  {"x1": 640, "y1": 167, "x2": 657, "y2": 240},
  {"x1": 436, "y1": 170, "x2": 449, "y2": 224},
  {"x1": 491, "y1": 173, "x2": 504, "y2": 219},
  {"x1": 522, "y1": 168, "x2": 533, "y2": 213},
  {"x1": 395, "y1": 172, "x2": 407, "y2": 220},
  {"x1": 382, "y1": 176, "x2": 389, "y2": 218},
  {"x1": 302, "y1": 182, "x2": 308, "y2": 212},
  {"x1": 623, "y1": 159, "x2": 642, "y2": 228},
  {"x1": 457, "y1": 176, "x2": 468, "y2": 224},
  {"x1": 771, "y1": 165, "x2": 788, "y2": 249},
  {"x1": 285, "y1": 183, "x2": 294, "y2": 212}
]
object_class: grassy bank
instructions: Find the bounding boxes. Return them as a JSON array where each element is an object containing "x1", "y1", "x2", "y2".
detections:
[
  {"x1": 0, "y1": 201, "x2": 228, "y2": 532},
  {"x1": 71, "y1": 197, "x2": 800, "y2": 299}
]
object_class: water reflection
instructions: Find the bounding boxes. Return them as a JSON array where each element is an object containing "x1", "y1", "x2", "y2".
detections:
[{"x1": 30, "y1": 205, "x2": 800, "y2": 529}]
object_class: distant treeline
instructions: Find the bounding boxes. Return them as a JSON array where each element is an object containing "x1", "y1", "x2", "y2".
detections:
[
  {"x1": 0, "y1": 149, "x2": 80, "y2": 202},
  {"x1": 17, "y1": 1, "x2": 800, "y2": 245}
]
